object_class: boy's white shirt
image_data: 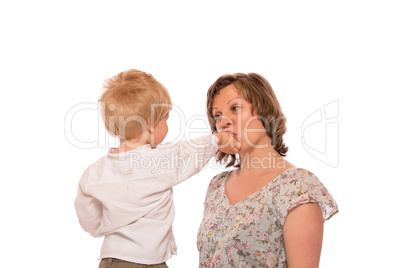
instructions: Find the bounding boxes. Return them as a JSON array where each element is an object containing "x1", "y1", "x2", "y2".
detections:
[{"x1": 74, "y1": 134, "x2": 219, "y2": 264}]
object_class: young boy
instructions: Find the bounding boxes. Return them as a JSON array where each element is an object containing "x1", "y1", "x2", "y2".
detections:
[{"x1": 74, "y1": 69, "x2": 240, "y2": 267}]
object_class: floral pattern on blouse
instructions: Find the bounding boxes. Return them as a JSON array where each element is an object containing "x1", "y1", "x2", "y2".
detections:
[{"x1": 197, "y1": 167, "x2": 338, "y2": 268}]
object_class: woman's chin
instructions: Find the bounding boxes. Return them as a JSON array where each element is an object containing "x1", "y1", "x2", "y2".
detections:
[{"x1": 237, "y1": 144, "x2": 248, "y2": 154}]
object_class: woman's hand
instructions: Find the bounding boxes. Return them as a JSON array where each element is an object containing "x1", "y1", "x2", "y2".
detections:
[{"x1": 214, "y1": 132, "x2": 241, "y2": 155}]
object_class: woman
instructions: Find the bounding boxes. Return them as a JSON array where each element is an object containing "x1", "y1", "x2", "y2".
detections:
[{"x1": 197, "y1": 73, "x2": 338, "y2": 267}]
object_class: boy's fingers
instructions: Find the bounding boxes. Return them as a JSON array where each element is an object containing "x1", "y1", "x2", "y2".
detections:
[
  {"x1": 227, "y1": 135, "x2": 241, "y2": 150},
  {"x1": 217, "y1": 133, "x2": 240, "y2": 152},
  {"x1": 224, "y1": 148, "x2": 238, "y2": 155},
  {"x1": 234, "y1": 139, "x2": 241, "y2": 150}
]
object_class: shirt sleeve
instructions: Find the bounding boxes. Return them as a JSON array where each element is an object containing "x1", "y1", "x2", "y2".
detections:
[
  {"x1": 274, "y1": 169, "x2": 338, "y2": 228},
  {"x1": 155, "y1": 134, "x2": 219, "y2": 185},
  {"x1": 74, "y1": 170, "x2": 103, "y2": 237}
]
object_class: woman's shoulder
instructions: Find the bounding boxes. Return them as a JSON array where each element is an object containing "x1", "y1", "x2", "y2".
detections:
[
  {"x1": 205, "y1": 170, "x2": 230, "y2": 190},
  {"x1": 209, "y1": 170, "x2": 230, "y2": 184},
  {"x1": 274, "y1": 167, "x2": 321, "y2": 186},
  {"x1": 202, "y1": 171, "x2": 230, "y2": 200},
  {"x1": 270, "y1": 167, "x2": 330, "y2": 199},
  {"x1": 270, "y1": 167, "x2": 338, "y2": 224}
]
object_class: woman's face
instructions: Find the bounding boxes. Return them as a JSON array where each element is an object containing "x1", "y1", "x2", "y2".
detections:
[{"x1": 212, "y1": 85, "x2": 270, "y2": 153}]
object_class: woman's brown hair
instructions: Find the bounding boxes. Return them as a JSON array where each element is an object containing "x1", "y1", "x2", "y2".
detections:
[{"x1": 206, "y1": 73, "x2": 288, "y2": 168}]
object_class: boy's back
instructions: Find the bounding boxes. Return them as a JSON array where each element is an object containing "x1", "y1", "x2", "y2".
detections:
[{"x1": 75, "y1": 133, "x2": 220, "y2": 264}]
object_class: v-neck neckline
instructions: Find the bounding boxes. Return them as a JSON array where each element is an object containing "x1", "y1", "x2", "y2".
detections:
[{"x1": 222, "y1": 167, "x2": 298, "y2": 207}]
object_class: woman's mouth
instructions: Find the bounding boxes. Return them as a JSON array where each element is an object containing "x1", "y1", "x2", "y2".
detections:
[{"x1": 224, "y1": 130, "x2": 237, "y2": 139}]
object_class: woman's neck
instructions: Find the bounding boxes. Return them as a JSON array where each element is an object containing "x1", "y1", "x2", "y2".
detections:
[{"x1": 237, "y1": 144, "x2": 289, "y2": 174}]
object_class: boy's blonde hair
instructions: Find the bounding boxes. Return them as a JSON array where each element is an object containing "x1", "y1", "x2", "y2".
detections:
[{"x1": 99, "y1": 69, "x2": 172, "y2": 140}]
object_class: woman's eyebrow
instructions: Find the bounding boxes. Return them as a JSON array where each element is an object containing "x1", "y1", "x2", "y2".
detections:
[
  {"x1": 227, "y1": 97, "x2": 241, "y2": 104},
  {"x1": 212, "y1": 97, "x2": 241, "y2": 110}
]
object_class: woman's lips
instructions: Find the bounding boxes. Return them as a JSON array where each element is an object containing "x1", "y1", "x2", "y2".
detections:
[{"x1": 224, "y1": 130, "x2": 237, "y2": 139}]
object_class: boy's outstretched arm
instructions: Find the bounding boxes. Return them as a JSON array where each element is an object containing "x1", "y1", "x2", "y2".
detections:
[{"x1": 164, "y1": 133, "x2": 240, "y2": 185}]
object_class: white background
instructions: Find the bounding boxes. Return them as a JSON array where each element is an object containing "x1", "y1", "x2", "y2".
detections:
[{"x1": 1, "y1": 0, "x2": 401, "y2": 267}]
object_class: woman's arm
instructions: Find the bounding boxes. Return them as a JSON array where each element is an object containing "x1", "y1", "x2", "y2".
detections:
[{"x1": 283, "y1": 203, "x2": 324, "y2": 268}]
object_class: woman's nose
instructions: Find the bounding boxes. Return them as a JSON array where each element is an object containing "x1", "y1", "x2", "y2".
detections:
[{"x1": 220, "y1": 115, "x2": 232, "y2": 128}]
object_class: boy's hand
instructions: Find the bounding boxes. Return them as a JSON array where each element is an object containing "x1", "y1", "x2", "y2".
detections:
[{"x1": 214, "y1": 132, "x2": 241, "y2": 154}]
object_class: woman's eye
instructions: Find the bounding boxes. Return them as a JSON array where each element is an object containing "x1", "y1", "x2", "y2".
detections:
[
  {"x1": 232, "y1": 105, "x2": 241, "y2": 111},
  {"x1": 213, "y1": 114, "x2": 222, "y2": 120}
]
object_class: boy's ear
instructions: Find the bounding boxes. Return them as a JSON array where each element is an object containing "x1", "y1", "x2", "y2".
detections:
[{"x1": 147, "y1": 117, "x2": 154, "y2": 133}]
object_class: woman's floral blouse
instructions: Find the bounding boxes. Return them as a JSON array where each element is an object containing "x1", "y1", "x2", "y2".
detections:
[{"x1": 197, "y1": 167, "x2": 338, "y2": 267}]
